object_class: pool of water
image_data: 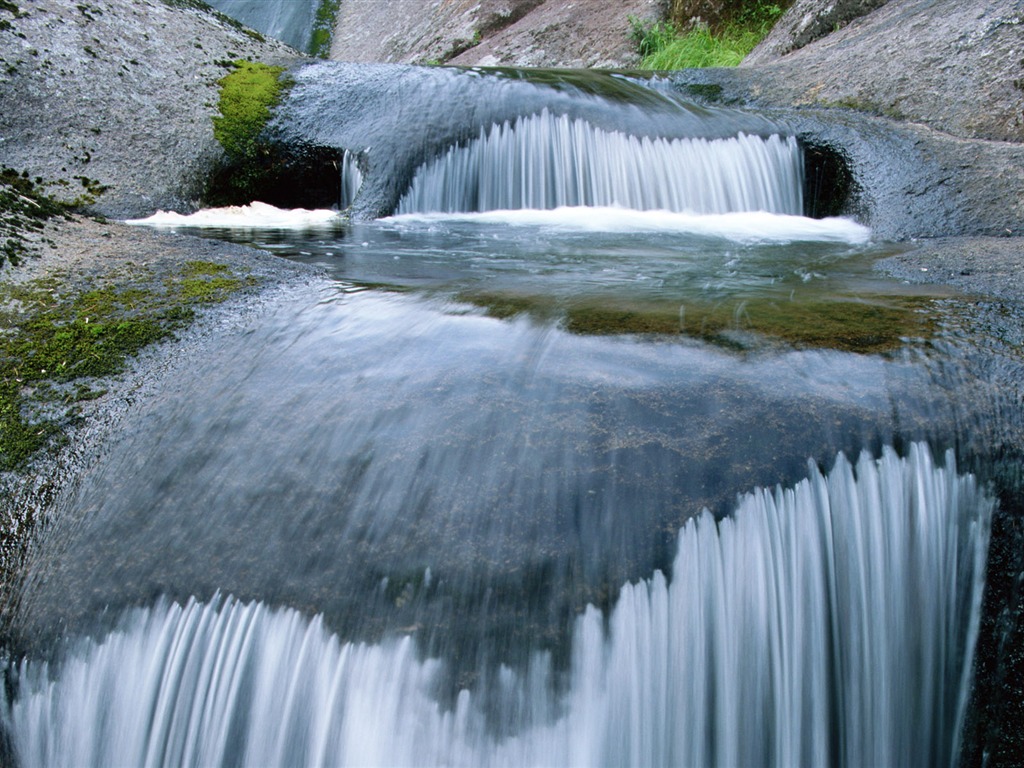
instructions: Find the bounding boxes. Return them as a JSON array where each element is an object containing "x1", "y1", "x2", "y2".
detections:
[{"x1": 4, "y1": 206, "x2": 1022, "y2": 766}]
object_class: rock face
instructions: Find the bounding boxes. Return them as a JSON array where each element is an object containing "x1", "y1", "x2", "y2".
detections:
[
  {"x1": 741, "y1": 0, "x2": 1024, "y2": 143},
  {"x1": 745, "y1": 0, "x2": 890, "y2": 60},
  {"x1": 0, "y1": 0, "x2": 298, "y2": 218},
  {"x1": 330, "y1": 0, "x2": 664, "y2": 68}
]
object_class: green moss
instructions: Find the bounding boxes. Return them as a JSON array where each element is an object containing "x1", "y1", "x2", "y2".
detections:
[
  {"x1": 458, "y1": 290, "x2": 934, "y2": 354},
  {"x1": 0, "y1": 260, "x2": 253, "y2": 471},
  {"x1": 0, "y1": 378, "x2": 61, "y2": 471},
  {"x1": 457, "y1": 292, "x2": 555, "y2": 321},
  {"x1": 209, "y1": 60, "x2": 294, "y2": 203},
  {"x1": 177, "y1": 261, "x2": 251, "y2": 301},
  {"x1": 823, "y1": 96, "x2": 906, "y2": 120},
  {"x1": 682, "y1": 83, "x2": 725, "y2": 102},
  {"x1": 310, "y1": 0, "x2": 340, "y2": 58},
  {"x1": 213, "y1": 60, "x2": 287, "y2": 159},
  {"x1": 179, "y1": 275, "x2": 246, "y2": 302},
  {"x1": 564, "y1": 295, "x2": 933, "y2": 353},
  {"x1": 182, "y1": 260, "x2": 231, "y2": 277}
]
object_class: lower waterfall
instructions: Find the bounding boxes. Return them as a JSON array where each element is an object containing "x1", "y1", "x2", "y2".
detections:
[
  {"x1": 395, "y1": 110, "x2": 804, "y2": 216},
  {"x1": 2, "y1": 443, "x2": 991, "y2": 768}
]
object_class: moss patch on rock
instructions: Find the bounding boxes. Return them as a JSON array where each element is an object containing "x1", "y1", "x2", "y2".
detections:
[
  {"x1": 212, "y1": 59, "x2": 287, "y2": 160},
  {"x1": 310, "y1": 0, "x2": 341, "y2": 58},
  {"x1": 566, "y1": 295, "x2": 934, "y2": 353},
  {"x1": 206, "y1": 60, "x2": 341, "y2": 209},
  {"x1": 0, "y1": 169, "x2": 70, "y2": 269},
  {"x1": 0, "y1": 260, "x2": 254, "y2": 471},
  {"x1": 458, "y1": 290, "x2": 935, "y2": 354}
]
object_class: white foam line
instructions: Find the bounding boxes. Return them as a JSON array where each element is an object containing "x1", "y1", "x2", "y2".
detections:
[
  {"x1": 386, "y1": 207, "x2": 871, "y2": 245},
  {"x1": 126, "y1": 201, "x2": 343, "y2": 229}
]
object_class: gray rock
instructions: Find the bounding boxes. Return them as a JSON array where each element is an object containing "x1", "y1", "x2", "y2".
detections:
[
  {"x1": 745, "y1": 0, "x2": 891, "y2": 62},
  {"x1": 0, "y1": 0, "x2": 299, "y2": 219},
  {"x1": 330, "y1": 0, "x2": 664, "y2": 68},
  {"x1": 741, "y1": 0, "x2": 1024, "y2": 143}
]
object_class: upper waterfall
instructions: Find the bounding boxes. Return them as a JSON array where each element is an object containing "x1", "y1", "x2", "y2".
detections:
[
  {"x1": 271, "y1": 63, "x2": 803, "y2": 218},
  {"x1": 396, "y1": 110, "x2": 804, "y2": 216},
  {"x1": 206, "y1": 0, "x2": 320, "y2": 53}
]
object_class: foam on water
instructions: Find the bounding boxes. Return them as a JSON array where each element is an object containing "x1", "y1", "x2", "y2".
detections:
[
  {"x1": 388, "y1": 207, "x2": 871, "y2": 245},
  {"x1": 125, "y1": 201, "x2": 342, "y2": 229}
]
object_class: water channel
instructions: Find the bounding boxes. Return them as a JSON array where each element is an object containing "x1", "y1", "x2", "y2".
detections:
[{"x1": 3, "y1": 66, "x2": 1022, "y2": 766}]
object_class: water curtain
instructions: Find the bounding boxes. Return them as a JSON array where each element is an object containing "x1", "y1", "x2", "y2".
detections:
[
  {"x1": 396, "y1": 109, "x2": 804, "y2": 215},
  {"x1": 4, "y1": 444, "x2": 989, "y2": 767}
]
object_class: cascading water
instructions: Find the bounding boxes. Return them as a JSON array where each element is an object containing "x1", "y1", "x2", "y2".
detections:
[
  {"x1": 339, "y1": 149, "x2": 364, "y2": 210},
  {"x1": 395, "y1": 110, "x2": 804, "y2": 215},
  {"x1": 2, "y1": 445, "x2": 991, "y2": 767},
  {"x1": 4, "y1": 63, "x2": 1017, "y2": 767}
]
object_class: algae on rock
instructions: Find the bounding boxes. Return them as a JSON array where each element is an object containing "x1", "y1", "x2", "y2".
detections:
[
  {"x1": 0, "y1": 260, "x2": 253, "y2": 472},
  {"x1": 207, "y1": 59, "x2": 340, "y2": 209}
]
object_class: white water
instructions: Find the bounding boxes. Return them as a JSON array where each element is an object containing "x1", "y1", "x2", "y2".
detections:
[
  {"x1": 388, "y1": 207, "x2": 870, "y2": 245},
  {"x1": 340, "y1": 149, "x2": 363, "y2": 210},
  {"x1": 125, "y1": 201, "x2": 342, "y2": 229},
  {"x1": 4, "y1": 444, "x2": 991, "y2": 767},
  {"x1": 396, "y1": 110, "x2": 804, "y2": 216}
]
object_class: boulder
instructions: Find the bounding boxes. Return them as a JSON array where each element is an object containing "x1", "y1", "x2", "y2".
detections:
[{"x1": 0, "y1": 0, "x2": 299, "y2": 218}]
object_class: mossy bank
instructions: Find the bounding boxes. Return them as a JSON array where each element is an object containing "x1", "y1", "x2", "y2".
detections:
[
  {"x1": 0, "y1": 258, "x2": 252, "y2": 472},
  {"x1": 0, "y1": 211, "x2": 323, "y2": 630}
]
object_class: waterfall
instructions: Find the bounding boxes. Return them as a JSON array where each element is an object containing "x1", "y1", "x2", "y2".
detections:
[
  {"x1": 340, "y1": 149, "x2": 363, "y2": 210},
  {"x1": 2, "y1": 444, "x2": 990, "y2": 767},
  {"x1": 395, "y1": 110, "x2": 804, "y2": 216}
]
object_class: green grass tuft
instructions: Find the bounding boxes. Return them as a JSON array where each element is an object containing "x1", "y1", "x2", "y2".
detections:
[{"x1": 631, "y1": 3, "x2": 785, "y2": 70}]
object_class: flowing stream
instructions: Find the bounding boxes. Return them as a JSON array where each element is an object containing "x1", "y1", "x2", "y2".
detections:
[{"x1": 3, "y1": 67, "x2": 1021, "y2": 766}]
